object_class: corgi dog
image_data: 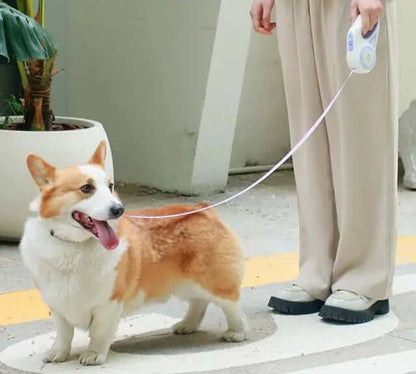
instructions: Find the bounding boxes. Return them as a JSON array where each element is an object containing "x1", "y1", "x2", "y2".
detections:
[{"x1": 20, "y1": 141, "x2": 248, "y2": 366}]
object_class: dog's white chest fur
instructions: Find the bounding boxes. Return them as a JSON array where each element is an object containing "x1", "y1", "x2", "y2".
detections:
[{"x1": 20, "y1": 218, "x2": 127, "y2": 329}]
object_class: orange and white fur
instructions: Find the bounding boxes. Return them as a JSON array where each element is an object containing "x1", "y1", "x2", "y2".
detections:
[{"x1": 20, "y1": 141, "x2": 248, "y2": 366}]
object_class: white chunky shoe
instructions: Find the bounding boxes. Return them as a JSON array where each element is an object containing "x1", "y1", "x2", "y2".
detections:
[
  {"x1": 268, "y1": 284, "x2": 324, "y2": 315},
  {"x1": 319, "y1": 290, "x2": 389, "y2": 323}
]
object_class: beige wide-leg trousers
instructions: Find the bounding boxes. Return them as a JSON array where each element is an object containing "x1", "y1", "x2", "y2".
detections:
[{"x1": 276, "y1": 0, "x2": 398, "y2": 300}]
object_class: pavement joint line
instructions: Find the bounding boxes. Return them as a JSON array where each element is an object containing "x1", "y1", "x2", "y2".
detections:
[
  {"x1": 1, "y1": 236, "x2": 416, "y2": 327},
  {"x1": 289, "y1": 347, "x2": 416, "y2": 374},
  {"x1": 387, "y1": 332, "x2": 416, "y2": 344}
]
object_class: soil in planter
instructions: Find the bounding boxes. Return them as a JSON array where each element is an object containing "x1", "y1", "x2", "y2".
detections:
[{"x1": 3, "y1": 122, "x2": 87, "y2": 131}]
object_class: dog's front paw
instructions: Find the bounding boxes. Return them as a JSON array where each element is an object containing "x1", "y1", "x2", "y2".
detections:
[
  {"x1": 42, "y1": 348, "x2": 70, "y2": 363},
  {"x1": 172, "y1": 320, "x2": 198, "y2": 335},
  {"x1": 222, "y1": 330, "x2": 246, "y2": 342},
  {"x1": 79, "y1": 350, "x2": 106, "y2": 366}
]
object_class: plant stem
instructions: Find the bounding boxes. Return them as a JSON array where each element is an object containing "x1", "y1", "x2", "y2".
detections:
[
  {"x1": 41, "y1": 58, "x2": 54, "y2": 86},
  {"x1": 16, "y1": 0, "x2": 24, "y2": 12},
  {"x1": 15, "y1": 0, "x2": 54, "y2": 131},
  {"x1": 24, "y1": 0, "x2": 34, "y2": 18},
  {"x1": 17, "y1": 61, "x2": 29, "y2": 89},
  {"x1": 16, "y1": 0, "x2": 35, "y2": 17},
  {"x1": 39, "y1": 0, "x2": 45, "y2": 27}
]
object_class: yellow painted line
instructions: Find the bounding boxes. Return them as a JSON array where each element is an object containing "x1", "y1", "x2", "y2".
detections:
[
  {"x1": 242, "y1": 251, "x2": 299, "y2": 288},
  {"x1": 243, "y1": 236, "x2": 416, "y2": 287},
  {"x1": 396, "y1": 236, "x2": 416, "y2": 264},
  {"x1": 1, "y1": 236, "x2": 416, "y2": 327},
  {"x1": 0, "y1": 289, "x2": 50, "y2": 326}
]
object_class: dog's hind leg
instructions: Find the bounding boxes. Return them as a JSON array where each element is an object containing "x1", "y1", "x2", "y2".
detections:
[
  {"x1": 172, "y1": 299, "x2": 209, "y2": 335},
  {"x1": 216, "y1": 299, "x2": 248, "y2": 342},
  {"x1": 42, "y1": 311, "x2": 74, "y2": 363},
  {"x1": 79, "y1": 301, "x2": 122, "y2": 366}
]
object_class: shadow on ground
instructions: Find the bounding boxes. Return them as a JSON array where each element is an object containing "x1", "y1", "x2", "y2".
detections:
[{"x1": 111, "y1": 311, "x2": 277, "y2": 355}]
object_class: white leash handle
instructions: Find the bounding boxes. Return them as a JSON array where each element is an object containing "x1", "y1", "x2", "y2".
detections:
[
  {"x1": 126, "y1": 69, "x2": 355, "y2": 220},
  {"x1": 347, "y1": 15, "x2": 379, "y2": 74}
]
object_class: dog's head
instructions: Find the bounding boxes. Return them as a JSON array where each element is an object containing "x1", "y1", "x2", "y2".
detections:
[{"x1": 26, "y1": 141, "x2": 123, "y2": 250}]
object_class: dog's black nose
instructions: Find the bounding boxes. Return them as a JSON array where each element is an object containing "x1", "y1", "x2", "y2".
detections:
[{"x1": 110, "y1": 204, "x2": 125, "y2": 219}]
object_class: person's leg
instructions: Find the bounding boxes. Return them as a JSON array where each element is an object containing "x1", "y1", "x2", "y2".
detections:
[
  {"x1": 311, "y1": 0, "x2": 398, "y2": 322},
  {"x1": 269, "y1": 0, "x2": 338, "y2": 313}
]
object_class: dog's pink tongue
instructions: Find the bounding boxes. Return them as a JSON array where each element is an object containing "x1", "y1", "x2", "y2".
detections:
[{"x1": 92, "y1": 219, "x2": 119, "y2": 250}]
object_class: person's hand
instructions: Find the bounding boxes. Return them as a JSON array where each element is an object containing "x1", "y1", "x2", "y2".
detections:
[
  {"x1": 350, "y1": 0, "x2": 384, "y2": 35},
  {"x1": 250, "y1": 0, "x2": 276, "y2": 35}
]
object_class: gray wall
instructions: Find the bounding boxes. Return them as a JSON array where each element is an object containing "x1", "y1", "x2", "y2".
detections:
[
  {"x1": 63, "y1": 0, "x2": 290, "y2": 190},
  {"x1": 397, "y1": 1, "x2": 416, "y2": 115},
  {"x1": 231, "y1": 31, "x2": 289, "y2": 168},
  {"x1": 67, "y1": 0, "x2": 220, "y2": 189}
]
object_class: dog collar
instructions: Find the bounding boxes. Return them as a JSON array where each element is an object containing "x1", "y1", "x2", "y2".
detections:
[{"x1": 49, "y1": 229, "x2": 79, "y2": 244}]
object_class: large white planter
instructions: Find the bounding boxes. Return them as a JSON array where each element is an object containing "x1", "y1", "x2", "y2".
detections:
[{"x1": 0, "y1": 116, "x2": 114, "y2": 240}]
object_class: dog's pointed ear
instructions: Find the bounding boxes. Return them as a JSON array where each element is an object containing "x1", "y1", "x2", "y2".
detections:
[
  {"x1": 27, "y1": 154, "x2": 56, "y2": 191},
  {"x1": 89, "y1": 140, "x2": 106, "y2": 168}
]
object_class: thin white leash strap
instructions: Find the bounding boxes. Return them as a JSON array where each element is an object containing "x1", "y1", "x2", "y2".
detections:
[{"x1": 126, "y1": 69, "x2": 355, "y2": 220}]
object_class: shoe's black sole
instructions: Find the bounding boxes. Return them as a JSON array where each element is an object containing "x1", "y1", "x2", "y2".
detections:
[
  {"x1": 268, "y1": 296, "x2": 324, "y2": 315},
  {"x1": 319, "y1": 299, "x2": 389, "y2": 324}
]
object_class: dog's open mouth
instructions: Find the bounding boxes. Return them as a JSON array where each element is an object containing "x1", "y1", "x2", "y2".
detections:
[{"x1": 72, "y1": 211, "x2": 119, "y2": 250}]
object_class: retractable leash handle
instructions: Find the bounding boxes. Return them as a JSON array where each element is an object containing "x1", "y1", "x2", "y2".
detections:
[
  {"x1": 126, "y1": 17, "x2": 376, "y2": 220},
  {"x1": 346, "y1": 15, "x2": 379, "y2": 74}
]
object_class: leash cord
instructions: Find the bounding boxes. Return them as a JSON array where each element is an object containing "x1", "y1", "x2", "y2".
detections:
[{"x1": 126, "y1": 69, "x2": 355, "y2": 220}]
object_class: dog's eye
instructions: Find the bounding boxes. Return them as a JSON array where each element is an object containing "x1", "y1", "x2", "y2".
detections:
[
  {"x1": 80, "y1": 184, "x2": 95, "y2": 194},
  {"x1": 109, "y1": 183, "x2": 114, "y2": 192}
]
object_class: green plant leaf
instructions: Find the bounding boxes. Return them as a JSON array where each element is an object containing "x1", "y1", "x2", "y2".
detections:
[
  {"x1": 0, "y1": 11, "x2": 8, "y2": 60},
  {"x1": 7, "y1": 94, "x2": 24, "y2": 114},
  {"x1": 0, "y1": 2, "x2": 57, "y2": 62}
]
